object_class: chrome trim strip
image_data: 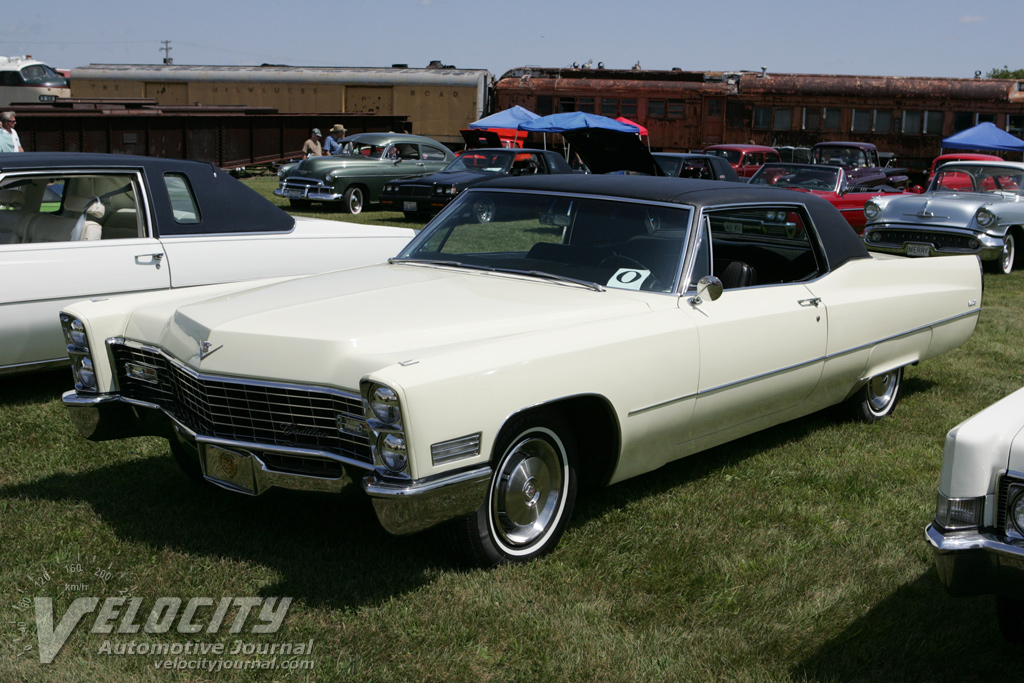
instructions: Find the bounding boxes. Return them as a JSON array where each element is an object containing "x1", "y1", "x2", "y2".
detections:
[
  {"x1": 111, "y1": 338, "x2": 362, "y2": 399},
  {"x1": 628, "y1": 307, "x2": 982, "y2": 417},
  {"x1": 195, "y1": 435, "x2": 372, "y2": 472},
  {"x1": 0, "y1": 357, "x2": 68, "y2": 376}
]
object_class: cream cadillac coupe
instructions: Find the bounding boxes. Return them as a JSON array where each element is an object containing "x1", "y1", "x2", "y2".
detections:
[{"x1": 62, "y1": 175, "x2": 983, "y2": 566}]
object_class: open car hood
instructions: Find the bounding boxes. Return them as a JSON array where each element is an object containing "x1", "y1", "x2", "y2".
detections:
[{"x1": 561, "y1": 128, "x2": 663, "y2": 176}]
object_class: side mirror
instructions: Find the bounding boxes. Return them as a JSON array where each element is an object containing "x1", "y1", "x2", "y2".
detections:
[{"x1": 689, "y1": 275, "x2": 724, "y2": 305}]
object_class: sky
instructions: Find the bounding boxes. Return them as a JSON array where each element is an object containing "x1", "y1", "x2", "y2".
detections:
[{"x1": 3, "y1": 0, "x2": 1023, "y2": 81}]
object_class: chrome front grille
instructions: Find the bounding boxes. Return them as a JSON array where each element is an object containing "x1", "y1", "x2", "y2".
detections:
[
  {"x1": 111, "y1": 342, "x2": 371, "y2": 465},
  {"x1": 871, "y1": 229, "x2": 976, "y2": 250},
  {"x1": 282, "y1": 178, "x2": 324, "y2": 191}
]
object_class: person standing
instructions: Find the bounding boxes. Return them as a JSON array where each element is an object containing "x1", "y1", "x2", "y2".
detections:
[
  {"x1": 323, "y1": 124, "x2": 347, "y2": 156},
  {"x1": 302, "y1": 128, "x2": 323, "y2": 157},
  {"x1": 0, "y1": 112, "x2": 23, "y2": 153}
]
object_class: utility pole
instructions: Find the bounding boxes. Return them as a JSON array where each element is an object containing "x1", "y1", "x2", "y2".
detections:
[{"x1": 160, "y1": 40, "x2": 173, "y2": 65}]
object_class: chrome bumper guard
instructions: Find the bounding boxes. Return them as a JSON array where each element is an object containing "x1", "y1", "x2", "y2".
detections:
[
  {"x1": 364, "y1": 466, "x2": 492, "y2": 536},
  {"x1": 925, "y1": 523, "x2": 1024, "y2": 598}
]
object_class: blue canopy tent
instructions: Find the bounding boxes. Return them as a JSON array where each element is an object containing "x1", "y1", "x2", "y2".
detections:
[
  {"x1": 469, "y1": 105, "x2": 540, "y2": 130},
  {"x1": 518, "y1": 111, "x2": 640, "y2": 134},
  {"x1": 942, "y1": 122, "x2": 1024, "y2": 153}
]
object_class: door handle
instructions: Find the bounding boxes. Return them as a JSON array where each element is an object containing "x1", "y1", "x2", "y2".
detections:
[
  {"x1": 135, "y1": 252, "x2": 165, "y2": 269},
  {"x1": 798, "y1": 297, "x2": 821, "y2": 307}
]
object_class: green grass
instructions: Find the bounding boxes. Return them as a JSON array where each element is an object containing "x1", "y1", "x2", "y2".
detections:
[{"x1": 4, "y1": 187, "x2": 1024, "y2": 681}]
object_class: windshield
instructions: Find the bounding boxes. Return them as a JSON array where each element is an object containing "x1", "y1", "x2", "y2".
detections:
[
  {"x1": 446, "y1": 151, "x2": 516, "y2": 173},
  {"x1": 19, "y1": 63, "x2": 67, "y2": 86},
  {"x1": 395, "y1": 190, "x2": 693, "y2": 294},
  {"x1": 931, "y1": 165, "x2": 1024, "y2": 194},
  {"x1": 750, "y1": 164, "x2": 840, "y2": 192},
  {"x1": 812, "y1": 147, "x2": 868, "y2": 167},
  {"x1": 706, "y1": 149, "x2": 740, "y2": 164}
]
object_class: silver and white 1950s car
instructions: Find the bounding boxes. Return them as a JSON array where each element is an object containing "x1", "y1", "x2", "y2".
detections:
[
  {"x1": 862, "y1": 160, "x2": 1024, "y2": 274},
  {"x1": 61, "y1": 175, "x2": 982, "y2": 566},
  {"x1": 0, "y1": 153, "x2": 414, "y2": 376},
  {"x1": 926, "y1": 388, "x2": 1024, "y2": 643}
]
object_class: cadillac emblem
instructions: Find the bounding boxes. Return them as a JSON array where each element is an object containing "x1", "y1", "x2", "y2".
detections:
[
  {"x1": 199, "y1": 340, "x2": 223, "y2": 360},
  {"x1": 218, "y1": 452, "x2": 239, "y2": 479}
]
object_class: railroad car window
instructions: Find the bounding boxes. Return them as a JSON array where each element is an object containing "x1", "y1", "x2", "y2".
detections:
[
  {"x1": 873, "y1": 110, "x2": 892, "y2": 133},
  {"x1": 953, "y1": 112, "x2": 978, "y2": 132},
  {"x1": 558, "y1": 97, "x2": 576, "y2": 113},
  {"x1": 852, "y1": 110, "x2": 871, "y2": 133},
  {"x1": 536, "y1": 96, "x2": 554, "y2": 116},
  {"x1": 578, "y1": 97, "x2": 595, "y2": 114},
  {"x1": 774, "y1": 108, "x2": 792, "y2": 131},
  {"x1": 648, "y1": 100, "x2": 666, "y2": 118},
  {"x1": 1010, "y1": 115, "x2": 1024, "y2": 138},
  {"x1": 667, "y1": 100, "x2": 686, "y2": 119},
  {"x1": 707, "y1": 99, "x2": 723, "y2": 118},
  {"x1": 823, "y1": 108, "x2": 841, "y2": 131},
  {"x1": 803, "y1": 108, "x2": 821, "y2": 131},
  {"x1": 620, "y1": 99, "x2": 637, "y2": 117},
  {"x1": 753, "y1": 107, "x2": 770, "y2": 129},
  {"x1": 601, "y1": 99, "x2": 618, "y2": 117},
  {"x1": 925, "y1": 111, "x2": 943, "y2": 135},
  {"x1": 164, "y1": 174, "x2": 201, "y2": 225}
]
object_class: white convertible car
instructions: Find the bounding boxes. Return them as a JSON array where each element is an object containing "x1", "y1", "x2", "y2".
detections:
[
  {"x1": 0, "y1": 153, "x2": 414, "y2": 376},
  {"x1": 926, "y1": 388, "x2": 1024, "y2": 643},
  {"x1": 61, "y1": 175, "x2": 983, "y2": 565}
]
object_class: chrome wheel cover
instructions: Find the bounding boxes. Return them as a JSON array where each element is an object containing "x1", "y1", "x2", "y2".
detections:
[
  {"x1": 1002, "y1": 234, "x2": 1015, "y2": 274},
  {"x1": 474, "y1": 198, "x2": 495, "y2": 223},
  {"x1": 491, "y1": 431, "x2": 565, "y2": 550},
  {"x1": 866, "y1": 370, "x2": 899, "y2": 414}
]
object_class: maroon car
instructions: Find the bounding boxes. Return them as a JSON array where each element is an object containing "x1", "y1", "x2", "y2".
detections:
[
  {"x1": 702, "y1": 144, "x2": 780, "y2": 178},
  {"x1": 810, "y1": 141, "x2": 909, "y2": 188}
]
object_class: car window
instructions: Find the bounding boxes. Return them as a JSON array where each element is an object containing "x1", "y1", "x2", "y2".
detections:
[
  {"x1": 421, "y1": 145, "x2": 449, "y2": 161},
  {"x1": 164, "y1": 173, "x2": 201, "y2": 224},
  {"x1": 703, "y1": 206, "x2": 822, "y2": 288},
  {"x1": 0, "y1": 172, "x2": 143, "y2": 244},
  {"x1": 400, "y1": 191, "x2": 692, "y2": 294}
]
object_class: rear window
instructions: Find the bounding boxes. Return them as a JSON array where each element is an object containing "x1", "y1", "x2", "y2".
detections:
[{"x1": 164, "y1": 173, "x2": 201, "y2": 224}]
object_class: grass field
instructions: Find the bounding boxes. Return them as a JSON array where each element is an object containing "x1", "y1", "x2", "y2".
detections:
[{"x1": 3, "y1": 186, "x2": 1024, "y2": 681}]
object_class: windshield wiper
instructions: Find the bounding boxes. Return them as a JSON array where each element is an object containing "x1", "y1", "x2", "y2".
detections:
[
  {"x1": 388, "y1": 258, "x2": 495, "y2": 272},
  {"x1": 488, "y1": 268, "x2": 606, "y2": 292}
]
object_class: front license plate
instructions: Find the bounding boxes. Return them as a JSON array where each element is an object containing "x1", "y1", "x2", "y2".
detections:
[
  {"x1": 403, "y1": 201, "x2": 418, "y2": 212},
  {"x1": 906, "y1": 243, "x2": 931, "y2": 257},
  {"x1": 202, "y1": 444, "x2": 257, "y2": 494},
  {"x1": 283, "y1": 189, "x2": 305, "y2": 198}
]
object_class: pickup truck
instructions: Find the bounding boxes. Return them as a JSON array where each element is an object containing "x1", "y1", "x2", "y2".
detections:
[{"x1": 810, "y1": 141, "x2": 909, "y2": 188}]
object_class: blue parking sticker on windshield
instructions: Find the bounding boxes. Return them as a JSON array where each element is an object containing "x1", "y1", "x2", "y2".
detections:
[{"x1": 608, "y1": 268, "x2": 651, "y2": 290}]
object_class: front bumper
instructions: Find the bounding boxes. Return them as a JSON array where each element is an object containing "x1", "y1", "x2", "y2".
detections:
[
  {"x1": 925, "y1": 523, "x2": 1024, "y2": 598},
  {"x1": 63, "y1": 390, "x2": 491, "y2": 535},
  {"x1": 864, "y1": 226, "x2": 1003, "y2": 261}
]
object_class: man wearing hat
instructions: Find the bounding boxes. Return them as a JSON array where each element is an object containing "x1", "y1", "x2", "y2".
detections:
[
  {"x1": 324, "y1": 124, "x2": 348, "y2": 156},
  {"x1": 302, "y1": 128, "x2": 323, "y2": 158}
]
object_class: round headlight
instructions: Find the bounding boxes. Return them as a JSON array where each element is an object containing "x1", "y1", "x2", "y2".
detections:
[
  {"x1": 864, "y1": 201, "x2": 881, "y2": 221},
  {"x1": 975, "y1": 208, "x2": 996, "y2": 228},
  {"x1": 969, "y1": 238, "x2": 980, "y2": 249},
  {"x1": 380, "y1": 433, "x2": 408, "y2": 472},
  {"x1": 1011, "y1": 492, "x2": 1024, "y2": 536},
  {"x1": 76, "y1": 356, "x2": 96, "y2": 389},
  {"x1": 69, "y1": 319, "x2": 88, "y2": 349},
  {"x1": 370, "y1": 386, "x2": 401, "y2": 424}
]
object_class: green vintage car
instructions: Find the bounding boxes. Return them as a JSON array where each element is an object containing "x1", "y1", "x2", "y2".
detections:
[{"x1": 275, "y1": 133, "x2": 455, "y2": 214}]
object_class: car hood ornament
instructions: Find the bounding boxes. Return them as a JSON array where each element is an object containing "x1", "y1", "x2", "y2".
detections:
[{"x1": 199, "y1": 340, "x2": 223, "y2": 360}]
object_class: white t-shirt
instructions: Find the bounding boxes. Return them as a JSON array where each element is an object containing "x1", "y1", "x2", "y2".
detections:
[{"x1": 0, "y1": 127, "x2": 22, "y2": 152}]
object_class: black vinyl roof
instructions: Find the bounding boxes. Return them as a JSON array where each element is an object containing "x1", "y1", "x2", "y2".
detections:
[
  {"x1": 476, "y1": 174, "x2": 870, "y2": 270},
  {"x1": 0, "y1": 152, "x2": 292, "y2": 236}
]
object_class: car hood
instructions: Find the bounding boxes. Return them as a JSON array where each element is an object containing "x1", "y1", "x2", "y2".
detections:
[
  {"x1": 562, "y1": 128, "x2": 662, "y2": 176},
  {"x1": 875, "y1": 192, "x2": 993, "y2": 226},
  {"x1": 287, "y1": 155, "x2": 388, "y2": 175},
  {"x1": 400, "y1": 169, "x2": 496, "y2": 187},
  {"x1": 133, "y1": 263, "x2": 651, "y2": 388}
]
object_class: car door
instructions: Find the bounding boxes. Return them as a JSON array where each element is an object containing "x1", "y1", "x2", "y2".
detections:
[
  {"x1": 0, "y1": 170, "x2": 170, "y2": 372},
  {"x1": 682, "y1": 206, "x2": 827, "y2": 441}
]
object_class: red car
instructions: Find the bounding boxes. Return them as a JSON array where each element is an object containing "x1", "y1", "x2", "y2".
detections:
[
  {"x1": 702, "y1": 144, "x2": 780, "y2": 178},
  {"x1": 926, "y1": 152, "x2": 1003, "y2": 189},
  {"x1": 749, "y1": 162, "x2": 909, "y2": 234}
]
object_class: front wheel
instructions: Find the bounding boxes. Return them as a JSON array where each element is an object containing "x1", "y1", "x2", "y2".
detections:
[
  {"x1": 343, "y1": 186, "x2": 364, "y2": 214},
  {"x1": 848, "y1": 367, "x2": 903, "y2": 423},
  {"x1": 986, "y1": 232, "x2": 1016, "y2": 275},
  {"x1": 448, "y1": 410, "x2": 577, "y2": 566}
]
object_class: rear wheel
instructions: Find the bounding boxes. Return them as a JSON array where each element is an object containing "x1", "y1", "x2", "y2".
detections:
[
  {"x1": 848, "y1": 367, "x2": 903, "y2": 423},
  {"x1": 343, "y1": 187, "x2": 364, "y2": 214},
  {"x1": 448, "y1": 410, "x2": 577, "y2": 566}
]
